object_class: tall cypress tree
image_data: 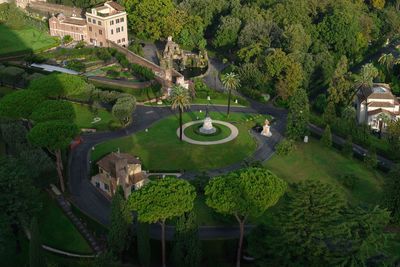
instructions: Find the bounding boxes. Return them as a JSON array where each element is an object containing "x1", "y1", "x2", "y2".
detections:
[
  {"x1": 137, "y1": 222, "x2": 151, "y2": 267},
  {"x1": 29, "y1": 217, "x2": 45, "y2": 267},
  {"x1": 172, "y1": 211, "x2": 201, "y2": 267},
  {"x1": 286, "y1": 88, "x2": 310, "y2": 140},
  {"x1": 108, "y1": 186, "x2": 132, "y2": 259}
]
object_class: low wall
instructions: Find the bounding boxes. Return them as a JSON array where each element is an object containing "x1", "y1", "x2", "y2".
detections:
[{"x1": 27, "y1": 2, "x2": 84, "y2": 17}]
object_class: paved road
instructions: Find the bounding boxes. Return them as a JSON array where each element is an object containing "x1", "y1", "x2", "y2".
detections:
[{"x1": 68, "y1": 102, "x2": 287, "y2": 240}]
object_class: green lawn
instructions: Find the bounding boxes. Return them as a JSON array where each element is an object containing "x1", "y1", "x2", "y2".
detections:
[
  {"x1": 0, "y1": 86, "x2": 14, "y2": 97},
  {"x1": 91, "y1": 112, "x2": 268, "y2": 171},
  {"x1": 264, "y1": 138, "x2": 385, "y2": 205},
  {"x1": 72, "y1": 102, "x2": 121, "y2": 131},
  {"x1": 39, "y1": 194, "x2": 93, "y2": 254},
  {"x1": 192, "y1": 95, "x2": 248, "y2": 107},
  {"x1": 0, "y1": 24, "x2": 58, "y2": 56}
]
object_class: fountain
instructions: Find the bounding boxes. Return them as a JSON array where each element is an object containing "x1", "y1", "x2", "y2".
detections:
[{"x1": 199, "y1": 105, "x2": 216, "y2": 134}]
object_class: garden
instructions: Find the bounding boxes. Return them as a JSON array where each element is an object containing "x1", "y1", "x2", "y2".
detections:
[{"x1": 91, "y1": 112, "x2": 268, "y2": 172}]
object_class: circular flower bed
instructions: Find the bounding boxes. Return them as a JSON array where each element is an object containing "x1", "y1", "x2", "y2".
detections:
[{"x1": 184, "y1": 122, "x2": 232, "y2": 141}]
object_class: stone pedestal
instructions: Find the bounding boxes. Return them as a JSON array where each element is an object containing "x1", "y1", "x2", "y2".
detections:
[{"x1": 199, "y1": 117, "x2": 216, "y2": 134}]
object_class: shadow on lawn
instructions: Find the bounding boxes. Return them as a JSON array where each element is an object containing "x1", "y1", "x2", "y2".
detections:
[{"x1": 0, "y1": 23, "x2": 34, "y2": 58}]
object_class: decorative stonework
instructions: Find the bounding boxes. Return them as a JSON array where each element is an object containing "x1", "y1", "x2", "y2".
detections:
[{"x1": 160, "y1": 36, "x2": 208, "y2": 71}]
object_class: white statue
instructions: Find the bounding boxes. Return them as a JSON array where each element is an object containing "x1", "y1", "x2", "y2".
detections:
[
  {"x1": 261, "y1": 119, "x2": 272, "y2": 137},
  {"x1": 199, "y1": 105, "x2": 216, "y2": 134}
]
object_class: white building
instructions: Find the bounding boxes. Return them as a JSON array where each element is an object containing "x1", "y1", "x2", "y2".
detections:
[{"x1": 356, "y1": 83, "x2": 400, "y2": 131}]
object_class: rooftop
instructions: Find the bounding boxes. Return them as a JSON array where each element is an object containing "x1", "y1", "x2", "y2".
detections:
[{"x1": 97, "y1": 152, "x2": 141, "y2": 177}]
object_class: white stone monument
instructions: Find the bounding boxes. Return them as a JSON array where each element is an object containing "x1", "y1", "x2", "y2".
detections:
[
  {"x1": 199, "y1": 105, "x2": 216, "y2": 134},
  {"x1": 261, "y1": 119, "x2": 272, "y2": 137}
]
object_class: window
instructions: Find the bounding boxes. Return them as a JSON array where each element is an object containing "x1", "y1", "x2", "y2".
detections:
[
  {"x1": 81, "y1": 35, "x2": 84, "y2": 40},
  {"x1": 95, "y1": 182, "x2": 100, "y2": 188},
  {"x1": 116, "y1": 27, "x2": 120, "y2": 33},
  {"x1": 99, "y1": 29, "x2": 102, "y2": 35},
  {"x1": 98, "y1": 21, "x2": 102, "y2": 25},
  {"x1": 121, "y1": 26, "x2": 124, "y2": 32},
  {"x1": 117, "y1": 39, "x2": 121, "y2": 43},
  {"x1": 104, "y1": 184, "x2": 109, "y2": 191},
  {"x1": 110, "y1": 20, "x2": 114, "y2": 25},
  {"x1": 89, "y1": 26, "x2": 92, "y2": 32},
  {"x1": 111, "y1": 29, "x2": 113, "y2": 35},
  {"x1": 120, "y1": 17, "x2": 124, "y2": 22},
  {"x1": 122, "y1": 38, "x2": 125, "y2": 42},
  {"x1": 116, "y1": 18, "x2": 119, "y2": 23},
  {"x1": 88, "y1": 18, "x2": 91, "y2": 23},
  {"x1": 100, "y1": 42, "x2": 103, "y2": 47},
  {"x1": 93, "y1": 19, "x2": 96, "y2": 24}
]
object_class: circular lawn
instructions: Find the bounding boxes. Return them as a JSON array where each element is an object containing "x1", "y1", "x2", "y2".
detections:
[{"x1": 91, "y1": 112, "x2": 270, "y2": 172}]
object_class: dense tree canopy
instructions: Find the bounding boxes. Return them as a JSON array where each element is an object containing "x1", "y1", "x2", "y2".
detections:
[
  {"x1": 0, "y1": 90, "x2": 44, "y2": 120},
  {"x1": 205, "y1": 168, "x2": 286, "y2": 267},
  {"x1": 128, "y1": 177, "x2": 196, "y2": 267},
  {"x1": 28, "y1": 73, "x2": 90, "y2": 99},
  {"x1": 30, "y1": 100, "x2": 75, "y2": 123},
  {"x1": 249, "y1": 180, "x2": 394, "y2": 266}
]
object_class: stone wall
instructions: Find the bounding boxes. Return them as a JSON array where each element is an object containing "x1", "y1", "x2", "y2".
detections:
[{"x1": 27, "y1": 2, "x2": 84, "y2": 17}]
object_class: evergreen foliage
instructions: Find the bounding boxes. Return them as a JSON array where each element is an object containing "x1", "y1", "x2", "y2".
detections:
[
  {"x1": 286, "y1": 88, "x2": 309, "y2": 140},
  {"x1": 321, "y1": 125, "x2": 332, "y2": 147},
  {"x1": 128, "y1": 177, "x2": 196, "y2": 267},
  {"x1": 248, "y1": 180, "x2": 395, "y2": 266},
  {"x1": 172, "y1": 211, "x2": 201, "y2": 267},
  {"x1": 205, "y1": 168, "x2": 286, "y2": 267},
  {"x1": 108, "y1": 186, "x2": 132, "y2": 258}
]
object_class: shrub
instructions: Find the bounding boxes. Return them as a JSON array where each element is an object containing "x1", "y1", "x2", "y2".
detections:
[
  {"x1": 75, "y1": 40, "x2": 85, "y2": 49},
  {"x1": 313, "y1": 94, "x2": 327, "y2": 114},
  {"x1": 128, "y1": 42, "x2": 144, "y2": 56},
  {"x1": 338, "y1": 174, "x2": 359, "y2": 190},
  {"x1": 276, "y1": 139, "x2": 296, "y2": 156},
  {"x1": 62, "y1": 35, "x2": 73, "y2": 44},
  {"x1": 129, "y1": 63, "x2": 155, "y2": 81},
  {"x1": 66, "y1": 60, "x2": 86, "y2": 72},
  {"x1": 321, "y1": 125, "x2": 332, "y2": 147},
  {"x1": 96, "y1": 48, "x2": 112, "y2": 61}
]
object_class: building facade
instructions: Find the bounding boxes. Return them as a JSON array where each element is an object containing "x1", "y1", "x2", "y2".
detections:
[
  {"x1": 49, "y1": 13, "x2": 86, "y2": 42},
  {"x1": 85, "y1": 1, "x2": 128, "y2": 47},
  {"x1": 91, "y1": 152, "x2": 148, "y2": 199},
  {"x1": 356, "y1": 83, "x2": 400, "y2": 131},
  {"x1": 48, "y1": 1, "x2": 128, "y2": 47}
]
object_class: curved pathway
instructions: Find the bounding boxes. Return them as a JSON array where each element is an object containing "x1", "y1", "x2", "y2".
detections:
[
  {"x1": 68, "y1": 102, "x2": 287, "y2": 239},
  {"x1": 179, "y1": 120, "x2": 238, "y2": 145}
]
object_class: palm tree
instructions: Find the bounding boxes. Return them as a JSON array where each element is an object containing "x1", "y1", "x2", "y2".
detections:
[
  {"x1": 377, "y1": 112, "x2": 391, "y2": 136},
  {"x1": 378, "y1": 53, "x2": 396, "y2": 73},
  {"x1": 221, "y1": 72, "x2": 240, "y2": 116},
  {"x1": 352, "y1": 63, "x2": 379, "y2": 124},
  {"x1": 170, "y1": 85, "x2": 191, "y2": 141}
]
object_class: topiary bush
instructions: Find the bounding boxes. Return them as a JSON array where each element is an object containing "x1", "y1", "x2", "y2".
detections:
[{"x1": 276, "y1": 139, "x2": 296, "y2": 156}]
